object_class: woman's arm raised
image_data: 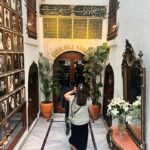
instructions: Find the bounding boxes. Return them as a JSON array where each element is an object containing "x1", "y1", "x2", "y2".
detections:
[{"x1": 64, "y1": 89, "x2": 77, "y2": 102}]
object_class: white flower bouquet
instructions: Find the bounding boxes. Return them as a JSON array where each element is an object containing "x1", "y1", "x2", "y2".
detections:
[
  {"x1": 107, "y1": 97, "x2": 131, "y2": 118},
  {"x1": 129, "y1": 96, "x2": 141, "y2": 119},
  {"x1": 132, "y1": 96, "x2": 141, "y2": 109}
]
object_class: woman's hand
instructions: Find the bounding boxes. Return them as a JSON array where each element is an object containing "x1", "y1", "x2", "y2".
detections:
[
  {"x1": 64, "y1": 89, "x2": 77, "y2": 102},
  {"x1": 73, "y1": 88, "x2": 77, "y2": 94}
]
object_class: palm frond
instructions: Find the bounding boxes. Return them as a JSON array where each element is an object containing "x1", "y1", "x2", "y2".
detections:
[{"x1": 39, "y1": 54, "x2": 61, "y2": 102}]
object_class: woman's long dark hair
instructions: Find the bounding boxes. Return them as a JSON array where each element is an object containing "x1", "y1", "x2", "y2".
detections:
[{"x1": 75, "y1": 83, "x2": 89, "y2": 106}]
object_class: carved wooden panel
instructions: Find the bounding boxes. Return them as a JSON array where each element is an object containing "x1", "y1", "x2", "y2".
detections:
[
  {"x1": 107, "y1": 0, "x2": 119, "y2": 41},
  {"x1": 26, "y1": 0, "x2": 37, "y2": 39}
]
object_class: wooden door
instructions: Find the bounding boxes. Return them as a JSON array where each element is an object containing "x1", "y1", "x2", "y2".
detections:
[
  {"x1": 103, "y1": 64, "x2": 114, "y2": 127},
  {"x1": 28, "y1": 62, "x2": 39, "y2": 127},
  {"x1": 53, "y1": 51, "x2": 84, "y2": 113}
]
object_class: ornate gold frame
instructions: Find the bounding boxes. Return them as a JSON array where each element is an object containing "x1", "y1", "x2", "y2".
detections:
[{"x1": 122, "y1": 39, "x2": 146, "y2": 149}]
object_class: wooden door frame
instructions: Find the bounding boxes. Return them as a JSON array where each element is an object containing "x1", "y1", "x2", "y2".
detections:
[
  {"x1": 28, "y1": 61, "x2": 39, "y2": 127},
  {"x1": 54, "y1": 51, "x2": 84, "y2": 80},
  {"x1": 103, "y1": 63, "x2": 114, "y2": 127},
  {"x1": 53, "y1": 51, "x2": 84, "y2": 112}
]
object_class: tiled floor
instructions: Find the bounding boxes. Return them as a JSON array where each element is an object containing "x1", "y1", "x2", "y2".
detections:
[{"x1": 21, "y1": 114, "x2": 109, "y2": 150}]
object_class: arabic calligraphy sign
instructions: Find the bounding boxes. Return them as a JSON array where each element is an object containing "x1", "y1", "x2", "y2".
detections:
[{"x1": 40, "y1": 5, "x2": 106, "y2": 17}]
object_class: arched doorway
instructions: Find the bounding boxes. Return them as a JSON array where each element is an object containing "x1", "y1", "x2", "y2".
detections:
[
  {"x1": 103, "y1": 63, "x2": 114, "y2": 127},
  {"x1": 53, "y1": 51, "x2": 84, "y2": 113},
  {"x1": 28, "y1": 61, "x2": 39, "y2": 127}
]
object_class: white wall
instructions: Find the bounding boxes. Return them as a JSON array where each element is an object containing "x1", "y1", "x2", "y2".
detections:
[
  {"x1": 14, "y1": 0, "x2": 40, "y2": 149},
  {"x1": 108, "y1": 0, "x2": 150, "y2": 148}
]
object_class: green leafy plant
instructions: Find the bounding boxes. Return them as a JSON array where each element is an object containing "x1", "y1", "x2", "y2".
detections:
[
  {"x1": 83, "y1": 43, "x2": 109, "y2": 105},
  {"x1": 38, "y1": 53, "x2": 60, "y2": 103}
]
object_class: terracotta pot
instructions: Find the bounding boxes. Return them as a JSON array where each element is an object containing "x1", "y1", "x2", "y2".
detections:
[
  {"x1": 40, "y1": 102, "x2": 53, "y2": 119},
  {"x1": 89, "y1": 104, "x2": 101, "y2": 120}
]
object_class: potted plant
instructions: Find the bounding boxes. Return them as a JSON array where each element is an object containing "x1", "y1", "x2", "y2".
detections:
[
  {"x1": 83, "y1": 43, "x2": 109, "y2": 119},
  {"x1": 38, "y1": 53, "x2": 60, "y2": 118}
]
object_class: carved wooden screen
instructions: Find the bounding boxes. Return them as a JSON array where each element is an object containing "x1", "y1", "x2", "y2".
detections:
[
  {"x1": 26, "y1": 0, "x2": 37, "y2": 39},
  {"x1": 107, "y1": 0, "x2": 119, "y2": 41}
]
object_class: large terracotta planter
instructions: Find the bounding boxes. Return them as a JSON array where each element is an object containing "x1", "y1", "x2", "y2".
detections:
[
  {"x1": 89, "y1": 104, "x2": 101, "y2": 120},
  {"x1": 40, "y1": 102, "x2": 53, "y2": 119}
]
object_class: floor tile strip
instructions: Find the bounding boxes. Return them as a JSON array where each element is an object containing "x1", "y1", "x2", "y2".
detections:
[
  {"x1": 41, "y1": 119, "x2": 53, "y2": 150},
  {"x1": 44, "y1": 119, "x2": 96, "y2": 150},
  {"x1": 89, "y1": 122, "x2": 97, "y2": 150},
  {"x1": 53, "y1": 120, "x2": 65, "y2": 122}
]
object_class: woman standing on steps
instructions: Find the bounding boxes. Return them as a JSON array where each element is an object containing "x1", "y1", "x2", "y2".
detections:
[{"x1": 64, "y1": 83, "x2": 92, "y2": 150}]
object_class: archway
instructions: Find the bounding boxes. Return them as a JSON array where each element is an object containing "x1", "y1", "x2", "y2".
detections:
[
  {"x1": 28, "y1": 61, "x2": 39, "y2": 127},
  {"x1": 53, "y1": 51, "x2": 84, "y2": 113},
  {"x1": 103, "y1": 63, "x2": 114, "y2": 127}
]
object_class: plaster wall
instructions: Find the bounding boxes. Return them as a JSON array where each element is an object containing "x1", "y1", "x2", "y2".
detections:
[{"x1": 108, "y1": 0, "x2": 150, "y2": 148}]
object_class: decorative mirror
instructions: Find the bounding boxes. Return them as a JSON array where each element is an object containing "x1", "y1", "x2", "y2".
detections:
[{"x1": 122, "y1": 39, "x2": 146, "y2": 149}]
